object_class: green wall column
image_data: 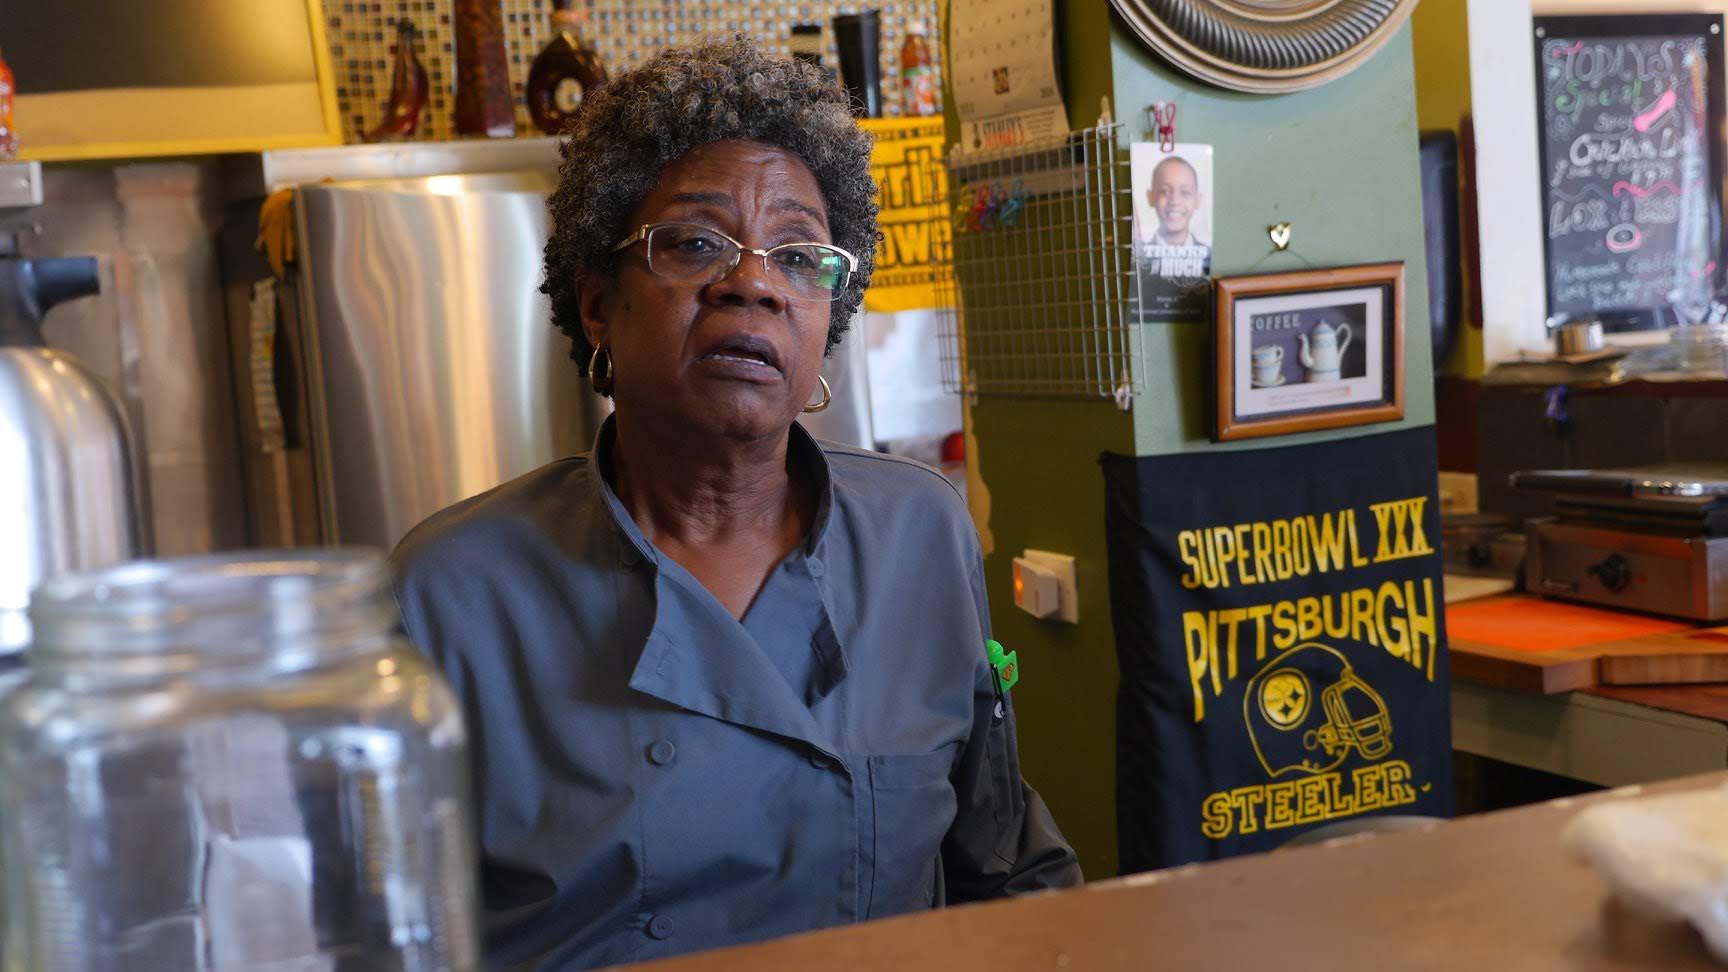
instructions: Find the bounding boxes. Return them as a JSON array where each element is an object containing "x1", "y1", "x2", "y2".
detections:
[{"x1": 965, "y1": 7, "x2": 1437, "y2": 880}]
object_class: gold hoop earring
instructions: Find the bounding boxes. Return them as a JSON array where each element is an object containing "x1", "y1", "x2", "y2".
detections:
[
  {"x1": 802, "y1": 375, "x2": 832, "y2": 414},
  {"x1": 588, "y1": 345, "x2": 614, "y2": 395}
]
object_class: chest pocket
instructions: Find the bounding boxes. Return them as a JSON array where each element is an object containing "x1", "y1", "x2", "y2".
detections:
[{"x1": 865, "y1": 743, "x2": 960, "y2": 919}]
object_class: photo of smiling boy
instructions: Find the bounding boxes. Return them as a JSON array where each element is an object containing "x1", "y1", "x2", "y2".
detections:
[
  {"x1": 1131, "y1": 143, "x2": 1215, "y2": 323},
  {"x1": 1147, "y1": 157, "x2": 1207, "y2": 255}
]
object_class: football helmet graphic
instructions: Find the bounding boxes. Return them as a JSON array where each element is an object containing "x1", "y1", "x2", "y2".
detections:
[{"x1": 1245, "y1": 642, "x2": 1393, "y2": 778}]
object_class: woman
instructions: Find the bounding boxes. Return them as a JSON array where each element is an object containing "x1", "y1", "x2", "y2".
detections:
[{"x1": 391, "y1": 36, "x2": 1081, "y2": 971}]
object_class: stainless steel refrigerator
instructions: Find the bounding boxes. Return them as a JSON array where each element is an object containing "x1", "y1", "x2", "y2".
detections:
[{"x1": 222, "y1": 141, "x2": 606, "y2": 552}]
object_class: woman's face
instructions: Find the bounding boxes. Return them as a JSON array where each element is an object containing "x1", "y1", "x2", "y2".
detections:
[{"x1": 581, "y1": 140, "x2": 836, "y2": 443}]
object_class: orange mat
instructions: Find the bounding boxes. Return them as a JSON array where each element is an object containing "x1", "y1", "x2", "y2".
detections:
[{"x1": 1447, "y1": 597, "x2": 1692, "y2": 653}]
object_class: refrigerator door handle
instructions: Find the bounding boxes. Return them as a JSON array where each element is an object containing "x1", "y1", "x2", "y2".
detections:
[{"x1": 272, "y1": 302, "x2": 302, "y2": 451}]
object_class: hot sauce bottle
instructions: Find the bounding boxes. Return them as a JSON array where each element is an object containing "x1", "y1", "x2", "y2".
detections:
[{"x1": 900, "y1": 21, "x2": 940, "y2": 118}]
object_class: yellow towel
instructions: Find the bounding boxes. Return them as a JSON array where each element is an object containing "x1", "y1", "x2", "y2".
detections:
[{"x1": 255, "y1": 188, "x2": 297, "y2": 277}]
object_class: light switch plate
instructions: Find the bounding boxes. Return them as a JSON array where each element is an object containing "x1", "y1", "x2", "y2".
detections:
[{"x1": 1021, "y1": 549, "x2": 1078, "y2": 623}]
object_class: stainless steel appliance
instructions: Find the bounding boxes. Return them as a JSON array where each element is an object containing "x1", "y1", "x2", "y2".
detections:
[
  {"x1": 1513, "y1": 465, "x2": 1728, "y2": 620},
  {"x1": 224, "y1": 141, "x2": 606, "y2": 551},
  {"x1": 0, "y1": 160, "x2": 143, "y2": 653}
]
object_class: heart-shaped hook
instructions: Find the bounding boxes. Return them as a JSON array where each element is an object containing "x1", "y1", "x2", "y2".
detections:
[{"x1": 1268, "y1": 222, "x2": 1293, "y2": 251}]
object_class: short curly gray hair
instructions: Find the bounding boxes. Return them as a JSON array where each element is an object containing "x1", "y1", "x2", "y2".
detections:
[{"x1": 541, "y1": 36, "x2": 879, "y2": 370}]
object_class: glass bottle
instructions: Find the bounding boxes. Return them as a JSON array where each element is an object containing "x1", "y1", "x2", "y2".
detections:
[
  {"x1": 790, "y1": 23, "x2": 838, "y2": 86},
  {"x1": 367, "y1": 20, "x2": 431, "y2": 143},
  {"x1": 526, "y1": 0, "x2": 608, "y2": 136},
  {"x1": 454, "y1": 0, "x2": 515, "y2": 138},
  {"x1": 0, "y1": 550, "x2": 480, "y2": 971},
  {"x1": 0, "y1": 46, "x2": 17, "y2": 160},
  {"x1": 790, "y1": 23, "x2": 824, "y2": 71},
  {"x1": 900, "y1": 21, "x2": 940, "y2": 118}
]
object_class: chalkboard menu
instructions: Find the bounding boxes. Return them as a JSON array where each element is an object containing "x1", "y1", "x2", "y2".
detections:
[{"x1": 1534, "y1": 15, "x2": 1727, "y2": 333}]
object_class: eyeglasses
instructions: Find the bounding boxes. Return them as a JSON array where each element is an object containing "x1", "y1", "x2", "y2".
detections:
[{"x1": 612, "y1": 222, "x2": 857, "y2": 302}]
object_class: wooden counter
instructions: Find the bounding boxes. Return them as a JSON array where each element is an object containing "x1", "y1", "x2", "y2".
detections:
[
  {"x1": 625, "y1": 773, "x2": 1727, "y2": 971},
  {"x1": 1453, "y1": 679, "x2": 1728, "y2": 788},
  {"x1": 1447, "y1": 594, "x2": 1728, "y2": 788},
  {"x1": 601, "y1": 596, "x2": 1728, "y2": 970}
]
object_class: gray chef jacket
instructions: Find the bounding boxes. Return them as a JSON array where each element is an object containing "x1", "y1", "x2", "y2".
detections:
[{"x1": 390, "y1": 417, "x2": 1082, "y2": 970}]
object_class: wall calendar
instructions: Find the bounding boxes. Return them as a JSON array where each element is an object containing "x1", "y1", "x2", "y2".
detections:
[{"x1": 948, "y1": 0, "x2": 1069, "y2": 154}]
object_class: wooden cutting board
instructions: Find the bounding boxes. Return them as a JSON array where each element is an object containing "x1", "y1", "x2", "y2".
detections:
[
  {"x1": 1447, "y1": 595, "x2": 1728, "y2": 693},
  {"x1": 1595, "y1": 628, "x2": 1728, "y2": 686}
]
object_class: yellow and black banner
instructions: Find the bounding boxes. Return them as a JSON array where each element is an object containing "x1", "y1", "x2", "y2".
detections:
[
  {"x1": 863, "y1": 117, "x2": 950, "y2": 313},
  {"x1": 1102, "y1": 427, "x2": 1453, "y2": 871}
]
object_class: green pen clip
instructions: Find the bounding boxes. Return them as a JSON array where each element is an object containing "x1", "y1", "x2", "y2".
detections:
[{"x1": 986, "y1": 639, "x2": 1019, "y2": 694}]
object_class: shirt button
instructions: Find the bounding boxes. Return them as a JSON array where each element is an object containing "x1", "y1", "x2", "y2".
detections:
[
  {"x1": 647, "y1": 740, "x2": 676, "y2": 766},
  {"x1": 809, "y1": 748, "x2": 834, "y2": 770},
  {"x1": 647, "y1": 914, "x2": 675, "y2": 940},
  {"x1": 807, "y1": 557, "x2": 826, "y2": 577},
  {"x1": 620, "y1": 546, "x2": 643, "y2": 571}
]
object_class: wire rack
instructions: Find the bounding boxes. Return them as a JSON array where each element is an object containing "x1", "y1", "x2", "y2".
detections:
[{"x1": 929, "y1": 122, "x2": 1138, "y2": 406}]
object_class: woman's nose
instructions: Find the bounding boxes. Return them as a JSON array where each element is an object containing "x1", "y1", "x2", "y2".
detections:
[{"x1": 705, "y1": 252, "x2": 787, "y2": 312}]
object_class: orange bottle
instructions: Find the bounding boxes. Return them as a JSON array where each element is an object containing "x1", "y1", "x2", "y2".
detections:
[
  {"x1": 0, "y1": 46, "x2": 17, "y2": 159},
  {"x1": 900, "y1": 22, "x2": 939, "y2": 118}
]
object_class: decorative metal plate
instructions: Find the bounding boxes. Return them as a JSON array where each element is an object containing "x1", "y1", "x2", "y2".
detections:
[{"x1": 1109, "y1": 0, "x2": 1422, "y2": 94}]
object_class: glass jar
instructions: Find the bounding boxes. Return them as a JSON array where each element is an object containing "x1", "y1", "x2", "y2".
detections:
[
  {"x1": 1673, "y1": 322, "x2": 1728, "y2": 376},
  {"x1": 0, "y1": 550, "x2": 479, "y2": 971}
]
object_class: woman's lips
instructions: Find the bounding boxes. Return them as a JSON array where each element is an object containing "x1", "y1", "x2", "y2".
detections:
[
  {"x1": 695, "y1": 332, "x2": 784, "y2": 382},
  {"x1": 696, "y1": 352, "x2": 782, "y2": 383}
]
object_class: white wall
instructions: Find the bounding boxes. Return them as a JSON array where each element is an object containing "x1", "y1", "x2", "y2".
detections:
[{"x1": 1468, "y1": 0, "x2": 1546, "y2": 365}]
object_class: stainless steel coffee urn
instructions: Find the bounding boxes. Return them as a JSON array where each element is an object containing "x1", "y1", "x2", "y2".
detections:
[{"x1": 0, "y1": 161, "x2": 142, "y2": 655}]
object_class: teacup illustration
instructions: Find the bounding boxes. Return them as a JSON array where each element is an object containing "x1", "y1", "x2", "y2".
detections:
[{"x1": 1251, "y1": 344, "x2": 1284, "y2": 387}]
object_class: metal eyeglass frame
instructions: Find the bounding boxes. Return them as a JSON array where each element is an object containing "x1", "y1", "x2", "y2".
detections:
[{"x1": 611, "y1": 221, "x2": 858, "y2": 301}]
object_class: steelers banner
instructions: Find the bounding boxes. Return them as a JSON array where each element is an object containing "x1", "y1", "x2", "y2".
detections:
[
  {"x1": 861, "y1": 117, "x2": 950, "y2": 313},
  {"x1": 1101, "y1": 427, "x2": 1453, "y2": 872}
]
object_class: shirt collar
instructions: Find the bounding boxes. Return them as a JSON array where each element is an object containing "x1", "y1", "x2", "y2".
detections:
[
  {"x1": 792, "y1": 421, "x2": 837, "y2": 555},
  {"x1": 588, "y1": 414, "x2": 838, "y2": 564},
  {"x1": 587, "y1": 414, "x2": 848, "y2": 753},
  {"x1": 590, "y1": 415, "x2": 654, "y2": 571}
]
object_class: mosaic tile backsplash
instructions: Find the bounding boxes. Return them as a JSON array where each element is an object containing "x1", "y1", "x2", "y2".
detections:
[{"x1": 326, "y1": 0, "x2": 944, "y2": 143}]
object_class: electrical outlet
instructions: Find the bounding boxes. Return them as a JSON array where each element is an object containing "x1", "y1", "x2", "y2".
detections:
[
  {"x1": 1019, "y1": 549, "x2": 1078, "y2": 624},
  {"x1": 1437, "y1": 471, "x2": 1478, "y2": 515},
  {"x1": 1012, "y1": 557, "x2": 1061, "y2": 620}
]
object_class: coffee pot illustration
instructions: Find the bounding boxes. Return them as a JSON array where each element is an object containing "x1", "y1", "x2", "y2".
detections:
[{"x1": 1298, "y1": 321, "x2": 1352, "y2": 382}]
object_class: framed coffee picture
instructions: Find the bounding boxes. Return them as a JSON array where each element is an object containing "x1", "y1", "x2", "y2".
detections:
[{"x1": 1212, "y1": 263, "x2": 1405, "y2": 442}]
